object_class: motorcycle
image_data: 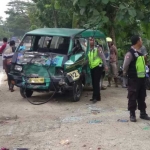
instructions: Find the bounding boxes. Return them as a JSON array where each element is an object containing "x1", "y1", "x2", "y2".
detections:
[{"x1": 118, "y1": 65, "x2": 150, "y2": 89}]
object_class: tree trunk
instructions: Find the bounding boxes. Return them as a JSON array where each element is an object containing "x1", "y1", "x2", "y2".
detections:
[
  {"x1": 110, "y1": 25, "x2": 116, "y2": 46},
  {"x1": 107, "y1": 12, "x2": 117, "y2": 46},
  {"x1": 72, "y1": 13, "x2": 79, "y2": 28},
  {"x1": 53, "y1": 9, "x2": 58, "y2": 28}
]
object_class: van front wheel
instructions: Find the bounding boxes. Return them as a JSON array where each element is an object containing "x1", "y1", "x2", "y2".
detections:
[
  {"x1": 20, "y1": 88, "x2": 33, "y2": 98},
  {"x1": 72, "y1": 80, "x2": 83, "y2": 102}
]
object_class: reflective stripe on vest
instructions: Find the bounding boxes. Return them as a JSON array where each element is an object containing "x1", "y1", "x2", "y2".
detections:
[
  {"x1": 136, "y1": 56, "x2": 145, "y2": 78},
  {"x1": 88, "y1": 48, "x2": 102, "y2": 69}
]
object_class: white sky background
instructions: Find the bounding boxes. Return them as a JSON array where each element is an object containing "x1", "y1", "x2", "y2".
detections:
[
  {"x1": 0, "y1": 0, "x2": 31, "y2": 20},
  {"x1": 0, "y1": 0, "x2": 10, "y2": 20}
]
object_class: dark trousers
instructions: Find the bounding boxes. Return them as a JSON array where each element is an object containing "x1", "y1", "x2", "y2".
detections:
[
  {"x1": 5, "y1": 65, "x2": 14, "y2": 90},
  {"x1": 128, "y1": 78, "x2": 146, "y2": 111},
  {"x1": 91, "y1": 66, "x2": 103, "y2": 100}
]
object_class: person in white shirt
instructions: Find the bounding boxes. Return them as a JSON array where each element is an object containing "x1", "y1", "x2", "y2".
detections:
[{"x1": 3, "y1": 40, "x2": 15, "y2": 92}]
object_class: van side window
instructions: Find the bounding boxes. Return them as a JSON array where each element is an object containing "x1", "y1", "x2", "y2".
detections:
[{"x1": 72, "y1": 38, "x2": 87, "y2": 54}]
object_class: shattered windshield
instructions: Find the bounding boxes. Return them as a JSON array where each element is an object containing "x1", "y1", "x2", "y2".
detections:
[{"x1": 17, "y1": 35, "x2": 70, "y2": 55}]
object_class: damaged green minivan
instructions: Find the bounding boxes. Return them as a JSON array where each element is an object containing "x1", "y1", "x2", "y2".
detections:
[{"x1": 9, "y1": 28, "x2": 109, "y2": 102}]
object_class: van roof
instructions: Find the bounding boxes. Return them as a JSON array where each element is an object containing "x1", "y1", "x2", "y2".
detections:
[{"x1": 26, "y1": 28, "x2": 106, "y2": 38}]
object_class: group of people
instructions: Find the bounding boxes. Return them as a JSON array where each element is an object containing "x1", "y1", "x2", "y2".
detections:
[
  {"x1": 88, "y1": 35, "x2": 150, "y2": 122},
  {"x1": 0, "y1": 35, "x2": 150, "y2": 122},
  {"x1": 0, "y1": 38, "x2": 16, "y2": 92}
]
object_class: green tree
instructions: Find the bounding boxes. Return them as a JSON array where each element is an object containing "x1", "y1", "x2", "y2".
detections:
[
  {"x1": 0, "y1": 17, "x2": 4, "y2": 25},
  {"x1": 140, "y1": 22, "x2": 150, "y2": 58},
  {"x1": 5, "y1": 0, "x2": 34, "y2": 37},
  {"x1": 27, "y1": 3, "x2": 42, "y2": 30},
  {"x1": 0, "y1": 26, "x2": 12, "y2": 40},
  {"x1": 73, "y1": 0, "x2": 150, "y2": 45},
  {"x1": 32, "y1": 0, "x2": 73, "y2": 28},
  {"x1": 0, "y1": 16, "x2": 12, "y2": 40}
]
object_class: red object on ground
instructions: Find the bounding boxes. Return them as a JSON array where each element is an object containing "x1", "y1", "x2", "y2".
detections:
[{"x1": 0, "y1": 148, "x2": 9, "y2": 150}]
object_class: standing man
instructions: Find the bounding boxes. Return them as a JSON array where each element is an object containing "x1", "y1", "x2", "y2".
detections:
[
  {"x1": 123, "y1": 35, "x2": 150, "y2": 122},
  {"x1": 88, "y1": 37, "x2": 108, "y2": 103},
  {"x1": 3, "y1": 40, "x2": 15, "y2": 92},
  {"x1": 106, "y1": 37, "x2": 118, "y2": 87}
]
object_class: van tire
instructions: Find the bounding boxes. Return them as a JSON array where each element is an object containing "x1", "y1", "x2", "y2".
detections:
[
  {"x1": 20, "y1": 88, "x2": 33, "y2": 98},
  {"x1": 72, "y1": 80, "x2": 83, "y2": 102}
]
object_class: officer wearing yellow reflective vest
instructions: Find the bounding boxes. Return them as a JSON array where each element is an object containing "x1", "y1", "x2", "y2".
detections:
[
  {"x1": 88, "y1": 37, "x2": 108, "y2": 103},
  {"x1": 123, "y1": 35, "x2": 150, "y2": 122}
]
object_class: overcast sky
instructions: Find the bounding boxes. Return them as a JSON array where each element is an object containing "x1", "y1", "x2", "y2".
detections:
[
  {"x1": 0, "y1": 0, "x2": 10, "y2": 20},
  {"x1": 0, "y1": 0, "x2": 31, "y2": 20}
]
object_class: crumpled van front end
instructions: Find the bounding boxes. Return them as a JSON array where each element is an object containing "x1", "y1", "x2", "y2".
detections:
[{"x1": 9, "y1": 51, "x2": 70, "y2": 92}]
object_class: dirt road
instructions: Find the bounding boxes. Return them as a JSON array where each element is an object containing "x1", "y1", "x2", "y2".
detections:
[{"x1": 0, "y1": 71, "x2": 150, "y2": 150}]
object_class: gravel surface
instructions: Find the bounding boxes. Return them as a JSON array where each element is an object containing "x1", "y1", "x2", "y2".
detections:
[{"x1": 0, "y1": 70, "x2": 150, "y2": 150}]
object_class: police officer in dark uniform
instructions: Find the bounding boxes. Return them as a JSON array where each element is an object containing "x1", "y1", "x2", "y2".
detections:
[
  {"x1": 88, "y1": 37, "x2": 108, "y2": 103},
  {"x1": 123, "y1": 35, "x2": 150, "y2": 122}
]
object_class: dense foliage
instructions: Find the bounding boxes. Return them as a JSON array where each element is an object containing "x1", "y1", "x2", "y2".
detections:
[{"x1": 1, "y1": 0, "x2": 150, "y2": 59}]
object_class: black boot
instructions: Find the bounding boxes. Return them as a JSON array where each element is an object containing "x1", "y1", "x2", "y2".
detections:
[
  {"x1": 91, "y1": 98, "x2": 101, "y2": 103},
  {"x1": 140, "y1": 110, "x2": 150, "y2": 120},
  {"x1": 130, "y1": 111, "x2": 136, "y2": 122},
  {"x1": 90, "y1": 98, "x2": 94, "y2": 101},
  {"x1": 92, "y1": 99, "x2": 97, "y2": 103}
]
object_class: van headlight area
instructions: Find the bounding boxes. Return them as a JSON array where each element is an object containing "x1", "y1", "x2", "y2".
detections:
[{"x1": 14, "y1": 65, "x2": 22, "y2": 72}]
